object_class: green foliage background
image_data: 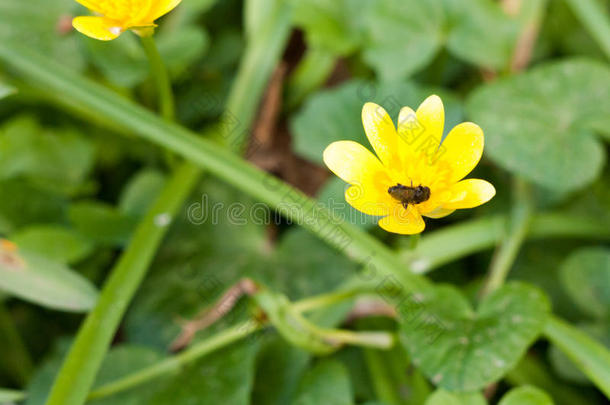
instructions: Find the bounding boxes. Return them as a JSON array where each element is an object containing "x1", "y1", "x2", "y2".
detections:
[{"x1": 0, "y1": 0, "x2": 609, "y2": 404}]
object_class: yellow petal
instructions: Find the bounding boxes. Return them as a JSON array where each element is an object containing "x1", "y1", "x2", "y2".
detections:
[
  {"x1": 147, "y1": 0, "x2": 183, "y2": 21},
  {"x1": 442, "y1": 179, "x2": 495, "y2": 209},
  {"x1": 396, "y1": 97, "x2": 446, "y2": 183},
  {"x1": 361, "y1": 103, "x2": 401, "y2": 169},
  {"x1": 416, "y1": 95, "x2": 444, "y2": 143},
  {"x1": 396, "y1": 106, "x2": 420, "y2": 164},
  {"x1": 345, "y1": 186, "x2": 394, "y2": 216},
  {"x1": 72, "y1": 16, "x2": 123, "y2": 41},
  {"x1": 76, "y1": 0, "x2": 153, "y2": 23},
  {"x1": 75, "y1": 0, "x2": 106, "y2": 15},
  {"x1": 438, "y1": 122, "x2": 484, "y2": 184},
  {"x1": 378, "y1": 205, "x2": 425, "y2": 235},
  {"x1": 422, "y1": 207, "x2": 455, "y2": 218},
  {"x1": 323, "y1": 141, "x2": 389, "y2": 186}
]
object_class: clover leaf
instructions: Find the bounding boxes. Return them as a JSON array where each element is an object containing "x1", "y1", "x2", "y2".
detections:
[
  {"x1": 467, "y1": 59, "x2": 610, "y2": 191},
  {"x1": 399, "y1": 283, "x2": 550, "y2": 391}
]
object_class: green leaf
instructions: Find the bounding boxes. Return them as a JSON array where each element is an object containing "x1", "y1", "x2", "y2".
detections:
[
  {"x1": 167, "y1": 0, "x2": 218, "y2": 27},
  {"x1": 146, "y1": 340, "x2": 259, "y2": 405},
  {"x1": 251, "y1": 336, "x2": 310, "y2": 405},
  {"x1": 354, "y1": 0, "x2": 518, "y2": 80},
  {"x1": 290, "y1": 0, "x2": 360, "y2": 55},
  {"x1": 81, "y1": 36, "x2": 148, "y2": 88},
  {"x1": 157, "y1": 26, "x2": 209, "y2": 78},
  {"x1": 81, "y1": 26, "x2": 208, "y2": 88},
  {"x1": 316, "y1": 177, "x2": 378, "y2": 230},
  {"x1": 445, "y1": 0, "x2": 519, "y2": 71},
  {"x1": 125, "y1": 180, "x2": 357, "y2": 348},
  {"x1": 563, "y1": 0, "x2": 610, "y2": 59},
  {"x1": 506, "y1": 354, "x2": 592, "y2": 405},
  {"x1": 509, "y1": 242, "x2": 584, "y2": 321},
  {"x1": 548, "y1": 321, "x2": 610, "y2": 385},
  {"x1": 498, "y1": 386, "x2": 554, "y2": 405},
  {"x1": 0, "y1": 244, "x2": 98, "y2": 312},
  {"x1": 124, "y1": 179, "x2": 269, "y2": 348},
  {"x1": 119, "y1": 170, "x2": 167, "y2": 218},
  {"x1": 88, "y1": 346, "x2": 165, "y2": 405},
  {"x1": 291, "y1": 79, "x2": 462, "y2": 165},
  {"x1": 398, "y1": 282, "x2": 550, "y2": 391},
  {"x1": 292, "y1": 360, "x2": 354, "y2": 405},
  {"x1": 69, "y1": 201, "x2": 137, "y2": 246},
  {"x1": 424, "y1": 389, "x2": 487, "y2": 405},
  {"x1": 467, "y1": 59, "x2": 610, "y2": 191},
  {"x1": 544, "y1": 316, "x2": 610, "y2": 398},
  {"x1": 0, "y1": 41, "x2": 430, "y2": 296},
  {"x1": 0, "y1": 0, "x2": 85, "y2": 70},
  {"x1": 361, "y1": 338, "x2": 431, "y2": 405},
  {"x1": 10, "y1": 225, "x2": 93, "y2": 264},
  {"x1": 0, "y1": 180, "x2": 66, "y2": 234},
  {"x1": 274, "y1": 228, "x2": 358, "y2": 300},
  {"x1": 559, "y1": 247, "x2": 610, "y2": 319},
  {"x1": 25, "y1": 343, "x2": 165, "y2": 405},
  {"x1": 0, "y1": 116, "x2": 95, "y2": 195},
  {"x1": 254, "y1": 290, "x2": 339, "y2": 355}
]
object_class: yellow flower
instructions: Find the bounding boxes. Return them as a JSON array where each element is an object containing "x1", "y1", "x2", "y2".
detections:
[
  {"x1": 323, "y1": 95, "x2": 495, "y2": 235},
  {"x1": 72, "y1": 0, "x2": 182, "y2": 41}
]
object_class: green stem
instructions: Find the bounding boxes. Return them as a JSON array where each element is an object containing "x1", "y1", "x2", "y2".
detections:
[
  {"x1": 285, "y1": 47, "x2": 336, "y2": 110},
  {"x1": 139, "y1": 35, "x2": 175, "y2": 121},
  {"x1": 363, "y1": 349, "x2": 403, "y2": 405},
  {"x1": 481, "y1": 178, "x2": 533, "y2": 297},
  {"x1": 0, "y1": 45, "x2": 431, "y2": 296},
  {"x1": 564, "y1": 0, "x2": 610, "y2": 59},
  {"x1": 87, "y1": 287, "x2": 393, "y2": 401},
  {"x1": 223, "y1": 0, "x2": 293, "y2": 150},
  {"x1": 87, "y1": 320, "x2": 261, "y2": 401},
  {"x1": 45, "y1": 36, "x2": 202, "y2": 405},
  {"x1": 0, "y1": 304, "x2": 33, "y2": 386},
  {"x1": 40, "y1": 12, "x2": 294, "y2": 404},
  {"x1": 401, "y1": 211, "x2": 610, "y2": 274},
  {"x1": 319, "y1": 329, "x2": 394, "y2": 349},
  {"x1": 292, "y1": 288, "x2": 367, "y2": 313},
  {"x1": 408, "y1": 233, "x2": 420, "y2": 250},
  {"x1": 45, "y1": 163, "x2": 200, "y2": 405},
  {"x1": 544, "y1": 315, "x2": 610, "y2": 398}
]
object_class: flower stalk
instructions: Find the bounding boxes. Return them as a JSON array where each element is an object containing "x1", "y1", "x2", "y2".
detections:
[
  {"x1": 44, "y1": 162, "x2": 200, "y2": 405},
  {"x1": 46, "y1": 34, "x2": 199, "y2": 405},
  {"x1": 41, "y1": 3, "x2": 294, "y2": 402},
  {"x1": 481, "y1": 177, "x2": 533, "y2": 297},
  {"x1": 139, "y1": 35, "x2": 175, "y2": 121},
  {"x1": 401, "y1": 211, "x2": 610, "y2": 275},
  {"x1": 87, "y1": 288, "x2": 393, "y2": 401}
]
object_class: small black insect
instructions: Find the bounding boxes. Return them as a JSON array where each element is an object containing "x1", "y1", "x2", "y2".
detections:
[{"x1": 388, "y1": 182, "x2": 430, "y2": 209}]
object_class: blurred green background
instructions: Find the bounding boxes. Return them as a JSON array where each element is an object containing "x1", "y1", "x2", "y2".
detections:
[{"x1": 0, "y1": 0, "x2": 609, "y2": 404}]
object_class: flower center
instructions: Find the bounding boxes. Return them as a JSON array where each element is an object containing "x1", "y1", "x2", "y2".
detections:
[{"x1": 388, "y1": 183, "x2": 431, "y2": 209}]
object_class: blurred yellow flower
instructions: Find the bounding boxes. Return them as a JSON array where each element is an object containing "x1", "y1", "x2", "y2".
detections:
[
  {"x1": 0, "y1": 239, "x2": 17, "y2": 253},
  {"x1": 323, "y1": 95, "x2": 495, "y2": 235},
  {"x1": 72, "y1": 0, "x2": 182, "y2": 41}
]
